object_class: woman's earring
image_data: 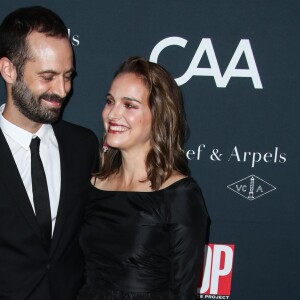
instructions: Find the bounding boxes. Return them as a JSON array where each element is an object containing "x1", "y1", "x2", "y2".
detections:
[{"x1": 103, "y1": 142, "x2": 109, "y2": 153}]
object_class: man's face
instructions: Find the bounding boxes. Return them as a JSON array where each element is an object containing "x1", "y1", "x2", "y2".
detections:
[{"x1": 11, "y1": 31, "x2": 74, "y2": 123}]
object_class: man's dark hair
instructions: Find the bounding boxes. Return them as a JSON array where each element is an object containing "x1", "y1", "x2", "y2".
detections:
[{"x1": 0, "y1": 6, "x2": 69, "y2": 77}]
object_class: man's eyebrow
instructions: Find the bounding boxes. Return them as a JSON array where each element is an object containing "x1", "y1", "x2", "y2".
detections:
[
  {"x1": 37, "y1": 68, "x2": 75, "y2": 75},
  {"x1": 37, "y1": 70, "x2": 58, "y2": 75},
  {"x1": 65, "y1": 67, "x2": 76, "y2": 74}
]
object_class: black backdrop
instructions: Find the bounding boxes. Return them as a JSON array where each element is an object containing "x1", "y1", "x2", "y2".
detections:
[{"x1": 1, "y1": 1, "x2": 299, "y2": 299}]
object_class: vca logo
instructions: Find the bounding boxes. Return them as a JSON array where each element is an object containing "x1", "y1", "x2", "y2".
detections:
[
  {"x1": 150, "y1": 37, "x2": 262, "y2": 88},
  {"x1": 227, "y1": 175, "x2": 276, "y2": 200}
]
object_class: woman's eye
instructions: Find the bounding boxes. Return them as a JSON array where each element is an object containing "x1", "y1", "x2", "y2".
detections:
[
  {"x1": 106, "y1": 99, "x2": 113, "y2": 105},
  {"x1": 124, "y1": 103, "x2": 135, "y2": 109}
]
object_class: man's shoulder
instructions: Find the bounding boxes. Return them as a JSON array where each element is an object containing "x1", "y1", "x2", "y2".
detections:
[
  {"x1": 52, "y1": 120, "x2": 98, "y2": 142},
  {"x1": 53, "y1": 119, "x2": 94, "y2": 134}
]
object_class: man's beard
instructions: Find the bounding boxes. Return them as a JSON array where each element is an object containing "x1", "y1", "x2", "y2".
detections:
[{"x1": 11, "y1": 79, "x2": 65, "y2": 124}]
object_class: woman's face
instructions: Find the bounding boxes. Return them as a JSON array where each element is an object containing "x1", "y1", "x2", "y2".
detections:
[{"x1": 102, "y1": 72, "x2": 152, "y2": 153}]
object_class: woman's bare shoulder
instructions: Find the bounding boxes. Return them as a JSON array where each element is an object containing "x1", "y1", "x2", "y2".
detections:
[
  {"x1": 91, "y1": 176, "x2": 108, "y2": 190},
  {"x1": 159, "y1": 171, "x2": 187, "y2": 190}
]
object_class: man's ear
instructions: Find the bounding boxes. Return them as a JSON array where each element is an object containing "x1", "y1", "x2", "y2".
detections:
[{"x1": 0, "y1": 57, "x2": 17, "y2": 84}]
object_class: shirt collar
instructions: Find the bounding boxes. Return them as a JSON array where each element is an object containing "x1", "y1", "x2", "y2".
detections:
[{"x1": 0, "y1": 104, "x2": 53, "y2": 150}]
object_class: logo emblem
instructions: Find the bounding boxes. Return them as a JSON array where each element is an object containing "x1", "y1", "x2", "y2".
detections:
[{"x1": 227, "y1": 175, "x2": 276, "y2": 200}]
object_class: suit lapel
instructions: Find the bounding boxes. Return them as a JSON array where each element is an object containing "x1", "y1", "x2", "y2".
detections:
[{"x1": 0, "y1": 130, "x2": 41, "y2": 240}]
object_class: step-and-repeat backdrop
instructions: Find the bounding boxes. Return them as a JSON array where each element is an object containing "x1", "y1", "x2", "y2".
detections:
[{"x1": 1, "y1": 1, "x2": 299, "y2": 299}]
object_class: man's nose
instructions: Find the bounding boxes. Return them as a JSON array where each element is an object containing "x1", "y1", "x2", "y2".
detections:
[{"x1": 52, "y1": 77, "x2": 69, "y2": 98}]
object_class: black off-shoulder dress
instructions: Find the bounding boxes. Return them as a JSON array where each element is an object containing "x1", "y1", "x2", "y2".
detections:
[{"x1": 78, "y1": 177, "x2": 208, "y2": 300}]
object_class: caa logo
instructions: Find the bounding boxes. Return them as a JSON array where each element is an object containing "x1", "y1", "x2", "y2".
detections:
[
  {"x1": 150, "y1": 37, "x2": 262, "y2": 88},
  {"x1": 198, "y1": 244, "x2": 235, "y2": 297}
]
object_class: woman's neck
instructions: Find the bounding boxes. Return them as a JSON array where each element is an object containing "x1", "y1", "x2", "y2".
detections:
[{"x1": 116, "y1": 151, "x2": 150, "y2": 190}]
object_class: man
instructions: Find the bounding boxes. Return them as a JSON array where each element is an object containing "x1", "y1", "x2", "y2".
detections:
[{"x1": 0, "y1": 6, "x2": 98, "y2": 299}]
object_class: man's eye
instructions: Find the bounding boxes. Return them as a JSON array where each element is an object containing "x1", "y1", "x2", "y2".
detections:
[{"x1": 42, "y1": 76, "x2": 54, "y2": 81}]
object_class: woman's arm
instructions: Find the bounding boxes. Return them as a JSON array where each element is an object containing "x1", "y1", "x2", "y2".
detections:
[{"x1": 167, "y1": 179, "x2": 209, "y2": 299}]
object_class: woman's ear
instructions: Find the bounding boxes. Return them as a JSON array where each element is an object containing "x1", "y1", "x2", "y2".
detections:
[{"x1": 0, "y1": 57, "x2": 17, "y2": 84}]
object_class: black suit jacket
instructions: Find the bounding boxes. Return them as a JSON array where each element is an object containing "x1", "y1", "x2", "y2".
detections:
[{"x1": 0, "y1": 120, "x2": 99, "y2": 300}]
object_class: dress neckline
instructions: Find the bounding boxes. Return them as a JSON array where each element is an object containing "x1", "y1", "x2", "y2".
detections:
[{"x1": 90, "y1": 176, "x2": 191, "y2": 193}]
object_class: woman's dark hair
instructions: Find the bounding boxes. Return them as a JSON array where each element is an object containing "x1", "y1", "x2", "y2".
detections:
[
  {"x1": 97, "y1": 57, "x2": 190, "y2": 190},
  {"x1": 0, "y1": 6, "x2": 69, "y2": 78}
]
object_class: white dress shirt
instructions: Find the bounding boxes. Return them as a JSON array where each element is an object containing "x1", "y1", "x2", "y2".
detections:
[{"x1": 0, "y1": 104, "x2": 61, "y2": 235}]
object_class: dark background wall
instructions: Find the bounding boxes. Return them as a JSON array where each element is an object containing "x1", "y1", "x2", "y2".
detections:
[{"x1": 1, "y1": 1, "x2": 299, "y2": 299}]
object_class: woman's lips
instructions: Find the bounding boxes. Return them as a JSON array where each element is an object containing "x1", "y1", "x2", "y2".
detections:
[{"x1": 108, "y1": 124, "x2": 129, "y2": 133}]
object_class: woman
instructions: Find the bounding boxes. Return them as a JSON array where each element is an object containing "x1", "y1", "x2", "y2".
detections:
[{"x1": 78, "y1": 57, "x2": 209, "y2": 299}]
